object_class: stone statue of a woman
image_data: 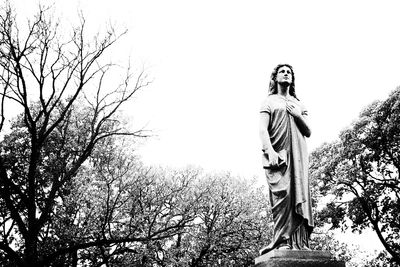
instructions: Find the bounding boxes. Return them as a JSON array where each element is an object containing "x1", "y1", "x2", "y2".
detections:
[{"x1": 259, "y1": 64, "x2": 314, "y2": 255}]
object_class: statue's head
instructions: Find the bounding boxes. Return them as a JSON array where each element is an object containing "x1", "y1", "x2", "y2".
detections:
[{"x1": 269, "y1": 64, "x2": 297, "y2": 99}]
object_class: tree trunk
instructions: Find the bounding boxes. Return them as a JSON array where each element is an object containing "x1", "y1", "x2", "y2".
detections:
[{"x1": 24, "y1": 235, "x2": 38, "y2": 267}]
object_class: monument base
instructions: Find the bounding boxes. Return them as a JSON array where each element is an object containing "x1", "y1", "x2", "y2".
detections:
[{"x1": 254, "y1": 250, "x2": 345, "y2": 267}]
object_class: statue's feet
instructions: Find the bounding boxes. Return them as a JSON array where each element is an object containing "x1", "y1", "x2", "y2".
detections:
[
  {"x1": 277, "y1": 243, "x2": 292, "y2": 250},
  {"x1": 259, "y1": 246, "x2": 270, "y2": 255},
  {"x1": 292, "y1": 244, "x2": 312, "y2": 251},
  {"x1": 277, "y1": 240, "x2": 292, "y2": 250},
  {"x1": 259, "y1": 240, "x2": 295, "y2": 255}
]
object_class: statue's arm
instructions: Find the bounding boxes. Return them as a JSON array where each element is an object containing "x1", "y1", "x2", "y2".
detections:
[
  {"x1": 259, "y1": 112, "x2": 280, "y2": 166},
  {"x1": 294, "y1": 114, "x2": 311, "y2": 138},
  {"x1": 286, "y1": 102, "x2": 311, "y2": 138}
]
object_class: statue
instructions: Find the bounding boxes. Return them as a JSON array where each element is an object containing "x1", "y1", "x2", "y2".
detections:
[{"x1": 259, "y1": 64, "x2": 314, "y2": 255}]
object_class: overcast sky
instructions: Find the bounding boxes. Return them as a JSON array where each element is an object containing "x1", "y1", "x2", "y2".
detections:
[
  {"x1": 14, "y1": 0, "x2": 400, "y2": 255},
  {"x1": 15, "y1": 0, "x2": 400, "y2": 180}
]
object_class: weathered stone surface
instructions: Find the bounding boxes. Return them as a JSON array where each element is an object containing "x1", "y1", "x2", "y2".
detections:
[
  {"x1": 254, "y1": 250, "x2": 345, "y2": 267},
  {"x1": 254, "y1": 258, "x2": 345, "y2": 267},
  {"x1": 256, "y1": 250, "x2": 331, "y2": 262}
]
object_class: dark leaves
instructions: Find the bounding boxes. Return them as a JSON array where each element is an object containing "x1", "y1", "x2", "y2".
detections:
[{"x1": 310, "y1": 87, "x2": 400, "y2": 264}]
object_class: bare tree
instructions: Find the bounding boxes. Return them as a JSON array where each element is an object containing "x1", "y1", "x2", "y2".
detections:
[{"x1": 0, "y1": 4, "x2": 149, "y2": 266}]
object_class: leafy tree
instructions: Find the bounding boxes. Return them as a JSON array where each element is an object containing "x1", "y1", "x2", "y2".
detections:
[
  {"x1": 48, "y1": 142, "x2": 272, "y2": 267},
  {"x1": 0, "y1": 4, "x2": 149, "y2": 266},
  {"x1": 50, "y1": 141, "x2": 202, "y2": 267},
  {"x1": 363, "y1": 250, "x2": 399, "y2": 267},
  {"x1": 310, "y1": 231, "x2": 362, "y2": 266},
  {"x1": 309, "y1": 87, "x2": 400, "y2": 265},
  {"x1": 153, "y1": 172, "x2": 272, "y2": 267}
]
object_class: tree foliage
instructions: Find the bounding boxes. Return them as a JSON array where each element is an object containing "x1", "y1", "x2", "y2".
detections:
[
  {"x1": 0, "y1": 4, "x2": 148, "y2": 266},
  {"x1": 16, "y1": 134, "x2": 272, "y2": 266},
  {"x1": 63, "y1": 155, "x2": 272, "y2": 266},
  {"x1": 48, "y1": 141, "x2": 204, "y2": 266},
  {"x1": 155, "y1": 173, "x2": 272, "y2": 267},
  {"x1": 309, "y1": 87, "x2": 400, "y2": 265},
  {"x1": 311, "y1": 232, "x2": 358, "y2": 266}
]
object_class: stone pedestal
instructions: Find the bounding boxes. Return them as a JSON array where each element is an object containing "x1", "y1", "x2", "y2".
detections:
[{"x1": 254, "y1": 250, "x2": 345, "y2": 267}]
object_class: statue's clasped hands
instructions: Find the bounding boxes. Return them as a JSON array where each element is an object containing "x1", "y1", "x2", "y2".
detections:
[{"x1": 286, "y1": 101, "x2": 302, "y2": 118}]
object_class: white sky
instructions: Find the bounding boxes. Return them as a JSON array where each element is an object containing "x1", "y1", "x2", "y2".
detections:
[
  {"x1": 15, "y1": 0, "x2": 400, "y2": 178},
  {"x1": 14, "y1": 0, "x2": 399, "y2": 255}
]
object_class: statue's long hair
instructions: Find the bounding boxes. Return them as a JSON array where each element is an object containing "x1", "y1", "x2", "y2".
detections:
[{"x1": 269, "y1": 64, "x2": 298, "y2": 100}]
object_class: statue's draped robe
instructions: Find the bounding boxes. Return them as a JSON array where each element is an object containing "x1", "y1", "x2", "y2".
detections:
[{"x1": 260, "y1": 94, "x2": 314, "y2": 253}]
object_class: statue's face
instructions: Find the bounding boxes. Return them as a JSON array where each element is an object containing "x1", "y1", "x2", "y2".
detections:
[{"x1": 276, "y1": 66, "x2": 292, "y2": 85}]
